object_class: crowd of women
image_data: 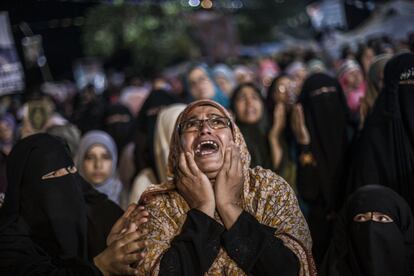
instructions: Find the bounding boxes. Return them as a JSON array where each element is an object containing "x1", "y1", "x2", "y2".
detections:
[{"x1": 0, "y1": 35, "x2": 414, "y2": 275}]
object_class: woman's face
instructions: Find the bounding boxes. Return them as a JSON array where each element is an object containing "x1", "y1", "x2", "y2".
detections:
[
  {"x1": 82, "y1": 144, "x2": 113, "y2": 186},
  {"x1": 0, "y1": 121, "x2": 13, "y2": 142},
  {"x1": 234, "y1": 86, "x2": 263, "y2": 124},
  {"x1": 362, "y1": 47, "x2": 375, "y2": 72},
  {"x1": 345, "y1": 70, "x2": 364, "y2": 89},
  {"x1": 273, "y1": 76, "x2": 292, "y2": 105},
  {"x1": 188, "y1": 68, "x2": 215, "y2": 100},
  {"x1": 215, "y1": 75, "x2": 233, "y2": 96},
  {"x1": 180, "y1": 105, "x2": 233, "y2": 178}
]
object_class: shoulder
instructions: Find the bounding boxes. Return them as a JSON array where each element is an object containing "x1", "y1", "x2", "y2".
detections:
[
  {"x1": 139, "y1": 182, "x2": 189, "y2": 217},
  {"x1": 247, "y1": 166, "x2": 294, "y2": 198}
]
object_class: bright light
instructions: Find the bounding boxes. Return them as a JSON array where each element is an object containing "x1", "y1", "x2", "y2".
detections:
[
  {"x1": 188, "y1": 0, "x2": 200, "y2": 7},
  {"x1": 201, "y1": 0, "x2": 213, "y2": 9}
]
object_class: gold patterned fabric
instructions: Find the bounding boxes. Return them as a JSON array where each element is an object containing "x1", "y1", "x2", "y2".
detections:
[{"x1": 133, "y1": 100, "x2": 316, "y2": 275}]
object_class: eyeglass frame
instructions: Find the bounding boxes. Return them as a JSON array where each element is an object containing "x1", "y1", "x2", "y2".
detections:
[{"x1": 178, "y1": 116, "x2": 232, "y2": 134}]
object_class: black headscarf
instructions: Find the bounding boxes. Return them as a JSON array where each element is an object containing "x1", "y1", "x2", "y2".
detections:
[
  {"x1": 132, "y1": 89, "x2": 181, "y2": 179},
  {"x1": 321, "y1": 185, "x2": 414, "y2": 276},
  {"x1": 103, "y1": 103, "x2": 134, "y2": 155},
  {"x1": 346, "y1": 53, "x2": 414, "y2": 211},
  {"x1": 230, "y1": 83, "x2": 273, "y2": 170},
  {"x1": 298, "y1": 73, "x2": 351, "y2": 210},
  {"x1": 0, "y1": 133, "x2": 88, "y2": 260}
]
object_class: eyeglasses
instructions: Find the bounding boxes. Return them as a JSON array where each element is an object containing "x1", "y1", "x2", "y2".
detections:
[{"x1": 179, "y1": 116, "x2": 231, "y2": 133}]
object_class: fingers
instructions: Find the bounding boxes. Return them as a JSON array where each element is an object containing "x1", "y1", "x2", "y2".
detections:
[
  {"x1": 222, "y1": 146, "x2": 232, "y2": 173},
  {"x1": 228, "y1": 144, "x2": 238, "y2": 172},
  {"x1": 123, "y1": 240, "x2": 148, "y2": 255},
  {"x1": 296, "y1": 104, "x2": 304, "y2": 123},
  {"x1": 123, "y1": 251, "x2": 146, "y2": 264},
  {"x1": 117, "y1": 230, "x2": 147, "y2": 248},
  {"x1": 118, "y1": 264, "x2": 140, "y2": 275},
  {"x1": 124, "y1": 203, "x2": 138, "y2": 218},
  {"x1": 110, "y1": 204, "x2": 137, "y2": 235},
  {"x1": 185, "y1": 152, "x2": 200, "y2": 176},
  {"x1": 178, "y1": 152, "x2": 191, "y2": 177}
]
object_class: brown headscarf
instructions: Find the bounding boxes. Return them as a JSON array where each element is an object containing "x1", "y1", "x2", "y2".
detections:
[{"x1": 136, "y1": 99, "x2": 316, "y2": 275}]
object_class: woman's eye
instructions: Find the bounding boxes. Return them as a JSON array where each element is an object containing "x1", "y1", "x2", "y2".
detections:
[
  {"x1": 374, "y1": 215, "x2": 393, "y2": 223},
  {"x1": 353, "y1": 214, "x2": 368, "y2": 222},
  {"x1": 185, "y1": 121, "x2": 196, "y2": 129},
  {"x1": 102, "y1": 154, "x2": 112, "y2": 160},
  {"x1": 211, "y1": 118, "x2": 226, "y2": 127}
]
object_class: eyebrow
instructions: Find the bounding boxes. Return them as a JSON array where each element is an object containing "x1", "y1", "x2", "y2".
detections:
[{"x1": 185, "y1": 113, "x2": 225, "y2": 120}]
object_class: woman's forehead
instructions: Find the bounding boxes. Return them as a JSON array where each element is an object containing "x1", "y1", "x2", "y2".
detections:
[{"x1": 183, "y1": 104, "x2": 225, "y2": 119}]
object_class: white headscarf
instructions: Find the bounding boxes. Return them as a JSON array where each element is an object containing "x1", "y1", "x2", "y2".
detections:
[{"x1": 154, "y1": 104, "x2": 187, "y2": 182}]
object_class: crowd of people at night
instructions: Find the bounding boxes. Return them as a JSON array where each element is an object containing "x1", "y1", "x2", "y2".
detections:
[{"x1": 1, "y1": 32, "x2": 414, "y2": 275}]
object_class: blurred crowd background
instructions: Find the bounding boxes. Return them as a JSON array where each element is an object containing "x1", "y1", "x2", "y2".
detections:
[{"x1": 1, "y1": 0, "x2": 414, "y2": 270}]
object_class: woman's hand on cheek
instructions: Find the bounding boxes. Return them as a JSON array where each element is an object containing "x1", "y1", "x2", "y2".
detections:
[
  {"x1": 215, "y1": 143, "x2": 243, "y2": 229},
  {"x1": 177, "y1": 152, "x2": 215, "y2": 217}
]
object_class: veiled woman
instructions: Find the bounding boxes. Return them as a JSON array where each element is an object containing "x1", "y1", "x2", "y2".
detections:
[
  {"x1": 0, "y1": 133, "x2": 148, "y2": 275},
  {"x1": 292, "y1": 73, "x2": 352, "y2": 267},
  {"x1": 133, "y1": 99, "x2": 316, "y2": 275},
  {"x1": 346, "y1": 53, "x2": 414, "y2": 212},
  {"x1": 321, "y1": 185, "x2": 414, "y2": 276}
]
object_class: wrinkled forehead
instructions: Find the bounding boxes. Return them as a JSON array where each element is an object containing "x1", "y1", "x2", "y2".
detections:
[{"x1": 180, "y1": 104, "x2": 227, "y2": 121}]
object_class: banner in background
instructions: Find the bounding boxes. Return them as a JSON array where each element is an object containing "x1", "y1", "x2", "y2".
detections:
[{"x1": 0, "y1": 11, "x2": 24, "y2": 96}]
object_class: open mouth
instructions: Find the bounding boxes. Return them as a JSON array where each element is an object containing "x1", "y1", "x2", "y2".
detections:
[{"x1": 194, "y1": 140, "x2": 219, "y2": 157}]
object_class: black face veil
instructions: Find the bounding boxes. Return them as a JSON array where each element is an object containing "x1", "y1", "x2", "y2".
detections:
[{"x1": 1, "y1": 133, "x2": 88, "y2": 260}]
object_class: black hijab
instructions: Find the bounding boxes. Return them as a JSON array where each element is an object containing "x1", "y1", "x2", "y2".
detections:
[
  {"x1": 132, "y1": 89, "x2": 181, "y2": 179},
  {"x1": 346, "y1": 53, "x2": 414, "y2": 211},
  {"x1": 230, "y1": 83, "x2": 273, "y2": 170},
  {"x1": 103, "y1": 103, "x2": 134, "y2": 155},
  {"x1": 321, "y1": 185, "x2": 414, "y2": 276},
  {"x1": 1, "y1": 133, "x2": 88, "y2": 259},
  {"x1": 298, "y1": 73, "x2": 351, "y2": 210}
]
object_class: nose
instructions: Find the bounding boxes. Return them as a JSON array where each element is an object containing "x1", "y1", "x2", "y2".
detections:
[
  {"x1": 93, "y1": 158, "x2": 103, "y2": 169},
  {"x1": 199, "y1": 120, "x2": 212, "y2": 135}
]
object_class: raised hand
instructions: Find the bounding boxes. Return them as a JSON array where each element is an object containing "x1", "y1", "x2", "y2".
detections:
[
  {"x1": 106, "y1": 204, "x2": 148, "y2": 246},
  {"x1": 291, "y1": 104, "x2": 310, "y2": 145},
  {"x1": 270, "y1": 102, "x2": 286, "y2": 137},
  {"x1": 94, "y1": 223, "x2": 148, "y2": 275},
  {"x1": 177, "y1": 152, "x2": 216, "y2": 217},
  {"x1": 215, "y1": 143, "x2": 244, "y2": 229}
]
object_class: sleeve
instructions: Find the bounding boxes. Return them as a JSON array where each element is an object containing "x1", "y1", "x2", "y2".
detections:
[
  {"x1": 135, "y1": 193, "x2": 224, "y2": 276},
  {"x1": 0, "y1": 231, "x2": 102, "y2": 276},
  {"x1": 159, "y1": 209, "x2": 224, "y2": 276},
  {"x1": 221, "y1": 211, "x2": 299, "y2": 276},
  {"x1": 14, "y1": 257, "x2": 103, "y2": 276}
]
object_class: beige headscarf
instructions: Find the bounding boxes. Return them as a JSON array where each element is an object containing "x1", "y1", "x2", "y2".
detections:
[
  {"x1": 135, "y1": 99, "x2": 316, "y2": 275},
  {"x1": 154, "y1": 104, "x2": 187, "y2": 183}
]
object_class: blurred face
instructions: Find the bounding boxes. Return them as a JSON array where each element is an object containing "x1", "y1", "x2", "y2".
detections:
[
  {"x1": 345, "y1": 70, "x2": 364, "y2": 89},
  {"x1": 234, "y1": 86, "x2": 263, "y2": 124},
  {"x1": 180, "y1": 105, "x2": 233, "y2": 179},
  {"x1": 215, "y1": 75, "x2": 233, "y2": 96},
  {"x1": 82, "y1": 144, "x2": 113, "y2": 186},
  {"x1": 188, "y1": 68, "x2": 215, "y2": 100},
  {"x1": 362, "y1": 48, "x2": 375, "y2": 72},
  {"x1": 0, "y1": 121, "x2": 13, "y2": 142},
  {"x1": 273, "y1": 76, "x2": 292, "y2": 105}
]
